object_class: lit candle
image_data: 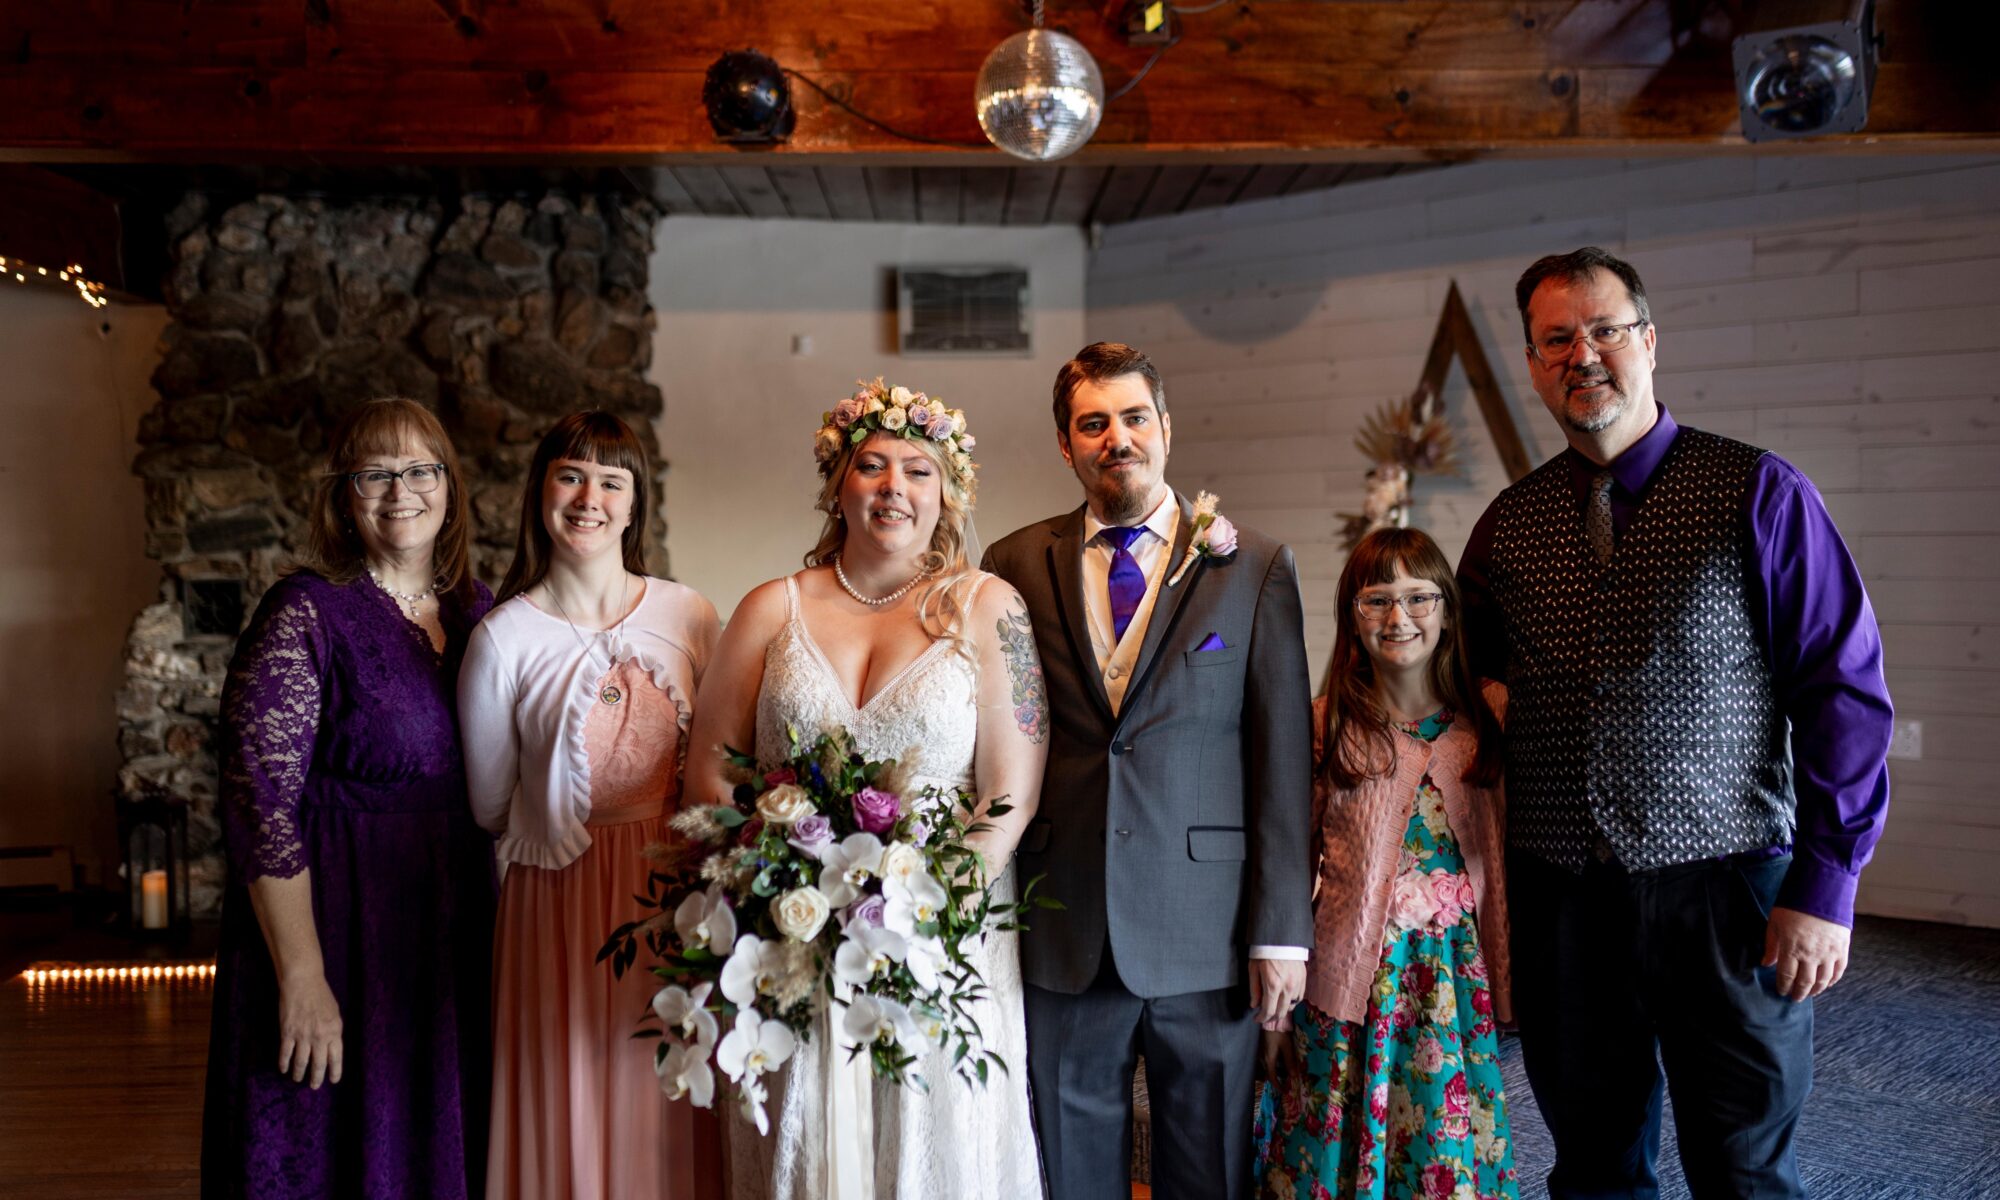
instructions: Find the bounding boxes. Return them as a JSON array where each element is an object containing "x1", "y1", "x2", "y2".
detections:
[{"x1": 141, "y1": 869, "x2": 168, "y2": 930}]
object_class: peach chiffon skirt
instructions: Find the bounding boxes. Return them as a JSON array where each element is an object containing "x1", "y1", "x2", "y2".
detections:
[{"x1": 488, "y1": 662, "x2": 722, "y2": 1200}]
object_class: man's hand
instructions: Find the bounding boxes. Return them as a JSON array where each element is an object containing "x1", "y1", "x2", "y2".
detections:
[
  {"x1": 1762, "y1": 906, "x2": 1851, "y2": 1002},
  {"x1": 1248, "y1": 958, "x2": 1307, "y2": 1025}
]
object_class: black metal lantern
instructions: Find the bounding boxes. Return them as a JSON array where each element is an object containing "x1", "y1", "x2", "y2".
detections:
[{"x1": 117, "y1": 785, "x2": 191, "y2": 943}]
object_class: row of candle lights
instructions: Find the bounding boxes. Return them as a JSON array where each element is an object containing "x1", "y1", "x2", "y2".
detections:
[{"x1": 20, "y1": 963, "x2": 216, "y2": 984}]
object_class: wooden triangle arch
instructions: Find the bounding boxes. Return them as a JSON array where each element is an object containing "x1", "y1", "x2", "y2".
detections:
[{"x1": 1419, "y1": 281, "x2": 1532, "y2": 483}]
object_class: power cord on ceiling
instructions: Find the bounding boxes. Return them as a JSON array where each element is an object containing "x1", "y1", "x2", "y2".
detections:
[
  {"x1": 1106, "y1": 0, "x2": 1241, "y2": 103},
  {"x1": 782, "y1": 68, "x2": 990, "y2": 149},
  {"x1": 1105, "y1": 28, "x2": 1181, "y2": 103}
]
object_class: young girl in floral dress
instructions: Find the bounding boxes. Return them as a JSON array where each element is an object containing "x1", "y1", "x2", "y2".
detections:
[{"x1": 1254, "y1": 527, "x2": 1518, "y2": 1200}]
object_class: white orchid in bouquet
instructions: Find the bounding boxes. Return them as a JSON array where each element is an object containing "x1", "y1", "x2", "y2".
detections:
[{"x1": 601, "y1": 725, "x2": 1059, "y2": 1135}]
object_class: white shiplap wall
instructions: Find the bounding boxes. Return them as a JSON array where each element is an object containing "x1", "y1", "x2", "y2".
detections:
[{"x1": 1086, "y1": 155, "x2": 2000, "y2": 928}]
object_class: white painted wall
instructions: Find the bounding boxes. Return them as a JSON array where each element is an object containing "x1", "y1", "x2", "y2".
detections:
[
  {"x1": 1087, "y1": 154, "x2": 2000, "y2": 928},
  {"x1": 0, "y1": 288, "x2": 167, "y2": 885},
  {"x1": 650, "y1": 217, "x2": 1087, "y2": 620}
]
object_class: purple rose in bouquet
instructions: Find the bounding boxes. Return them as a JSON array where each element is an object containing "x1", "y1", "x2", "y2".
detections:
[
  {"x1": 787, "y1": 814, "x2": 836, "y2": 860},
  {"x1": 851, "y1": 786, "x2": 902, "y2": 834},
  {"x1": 845, "y1": 893, "x2": 888, "y2": 929}
]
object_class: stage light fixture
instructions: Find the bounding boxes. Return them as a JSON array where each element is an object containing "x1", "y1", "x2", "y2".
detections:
[
  {"x1": 703, "y1": 49, "x2": 795, "y2": 144},
  {"x1": 1732, "y1": 0, "x2": 1879, "y2": 142},
  {"x1": 976, "y1": 1, "x2": 1104, "y2": 162}
]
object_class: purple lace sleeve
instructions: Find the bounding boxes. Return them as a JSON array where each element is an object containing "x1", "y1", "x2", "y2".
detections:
[{"x1": 221, "y1": 585, "x2": 327, "y2": 883}]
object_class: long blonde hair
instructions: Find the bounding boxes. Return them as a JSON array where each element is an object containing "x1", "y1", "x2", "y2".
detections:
[{"x1": 805, "y1": 432, "x2": 981, "y2": 647}]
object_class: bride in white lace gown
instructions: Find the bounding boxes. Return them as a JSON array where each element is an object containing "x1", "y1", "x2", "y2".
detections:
[{"x1": 685, "y1": 383, "x2": 1049, "y2": 1200}]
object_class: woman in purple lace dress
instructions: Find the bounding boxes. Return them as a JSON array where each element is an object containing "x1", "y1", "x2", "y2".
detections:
[{"x1": 201, "y1": 399, "x2": 497, "y2": 1200}]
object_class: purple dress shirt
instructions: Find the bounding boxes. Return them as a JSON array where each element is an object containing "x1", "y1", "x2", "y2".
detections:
[{"x1": 1458, "y1": 407, "x2": 1893, "y2": 927}]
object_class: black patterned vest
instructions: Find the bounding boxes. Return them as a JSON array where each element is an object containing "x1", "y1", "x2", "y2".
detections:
[{"x1": 1489, "y1": 427, "x2": 1795, "y2": 871}]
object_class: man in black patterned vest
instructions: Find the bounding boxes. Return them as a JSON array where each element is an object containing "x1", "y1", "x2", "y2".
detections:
[{"x1": 1458, "y1": 247, "x2": 1894, "y2": 1199}]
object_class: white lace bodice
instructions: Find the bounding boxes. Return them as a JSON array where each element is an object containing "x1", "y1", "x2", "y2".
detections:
[
  {"x1": 726, "y1": 571, "x2": 1041, "y2": 1200},
  {"x1": 753, "y1": 574, "x2": 983, "y2": 794}
]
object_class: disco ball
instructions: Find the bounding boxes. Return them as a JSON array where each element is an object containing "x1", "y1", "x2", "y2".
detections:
[{"x1": 975, "y1": 29, "x2": 1104, "y2": 162}]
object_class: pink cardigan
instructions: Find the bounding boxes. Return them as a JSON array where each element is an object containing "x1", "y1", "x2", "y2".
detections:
[{"x1": 1303, "y1": 684, "x2": 1512, "y2": 1027}]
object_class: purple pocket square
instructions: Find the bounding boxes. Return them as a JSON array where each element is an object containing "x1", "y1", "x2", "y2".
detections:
[{"x1": 1196, "y1": 633, "x2": 1228, "y2": 651}]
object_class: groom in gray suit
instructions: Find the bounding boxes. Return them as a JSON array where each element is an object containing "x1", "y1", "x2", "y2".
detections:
[{"x1": 983, "y1": 342, "x2": 1314, "y2": 1200}]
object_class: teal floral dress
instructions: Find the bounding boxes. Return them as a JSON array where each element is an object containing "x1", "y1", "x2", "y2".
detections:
[{"x1": 1253, "y1": 711, "x2": 1519, "y2": 1200}]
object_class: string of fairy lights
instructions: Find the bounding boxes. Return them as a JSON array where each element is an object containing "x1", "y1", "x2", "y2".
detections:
[{"x1": 0, "y1": 253, "x2": 110, "y2": 308}]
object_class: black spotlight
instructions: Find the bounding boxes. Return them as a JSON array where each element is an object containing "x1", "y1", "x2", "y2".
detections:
[
  {"x1": 1732, "y1": 0, "x2": 1879, "y2": 142},
  {"x1": 703, "y1": 49, "x2": 795, "y2": 144}
]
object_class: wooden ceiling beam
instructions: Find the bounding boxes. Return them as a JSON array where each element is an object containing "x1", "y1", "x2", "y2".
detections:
[{"x1": 0, "y1": 1, "x2": 1992, "y2": 163}]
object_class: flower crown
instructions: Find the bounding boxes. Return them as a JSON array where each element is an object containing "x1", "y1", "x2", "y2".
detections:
[{"x1": 815, "y1": 379, "x2": 978, "y2": 491}]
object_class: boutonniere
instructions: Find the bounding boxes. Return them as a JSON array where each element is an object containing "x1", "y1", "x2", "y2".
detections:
[{"x1": 1167, "y1": 491, "x2": 1240, "y2": 587}]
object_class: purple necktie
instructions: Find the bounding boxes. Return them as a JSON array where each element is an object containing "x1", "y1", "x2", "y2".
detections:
[{"x1": 1100, "y1": 526, "x2": 1148, "y2": 644}]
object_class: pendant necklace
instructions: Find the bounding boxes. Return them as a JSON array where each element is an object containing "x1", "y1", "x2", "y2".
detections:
[{"x1": 547, "y1": 573, "x2": 632, "y2": 706}]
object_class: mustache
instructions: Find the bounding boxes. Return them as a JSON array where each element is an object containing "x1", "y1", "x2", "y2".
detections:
[
  {"x1": 1097, "y1": 450, "x2": 1146, "y2": 467},
  {"x1": 1566, "y1": 368, "x2": 1614, "y2": 390}
]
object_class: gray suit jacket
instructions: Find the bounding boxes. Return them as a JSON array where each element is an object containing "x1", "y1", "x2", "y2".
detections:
[{"x1": 983, "y1": 492, "x2": 1315, "y2": 998}]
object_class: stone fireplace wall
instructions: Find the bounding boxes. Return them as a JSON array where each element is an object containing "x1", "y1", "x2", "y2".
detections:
[{"x1": 118, "y1": 188, "x2": 666, "y2": 915}]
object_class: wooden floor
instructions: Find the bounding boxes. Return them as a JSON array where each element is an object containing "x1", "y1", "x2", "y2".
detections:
[
  {"x1": 0, "y1": 969, "x2": 211, "y2": 1196},
  {"x1": 0, "y1": 965, "x2": 1156, "y2": 1199}
]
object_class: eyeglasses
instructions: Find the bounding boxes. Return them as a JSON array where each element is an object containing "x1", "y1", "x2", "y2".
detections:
[
  {"x1": 1353, "y1": 593, "x2": 1444, "y2": 621},
  {"x1": 345, "y1": 463, "x2": 446, "y2": 498},
  {"x1": 1529, "y1": 319, "x2": 1648, "y2": 365}
]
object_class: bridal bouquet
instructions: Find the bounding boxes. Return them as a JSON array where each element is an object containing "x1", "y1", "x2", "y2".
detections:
[{"x1": 602, "y1": 726, "x2": 1052, "y2": 1135}]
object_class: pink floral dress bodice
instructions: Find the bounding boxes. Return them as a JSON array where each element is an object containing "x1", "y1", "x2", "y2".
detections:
[{"x1": 580, "y1": 659, "x2": 682, "y2": 821}]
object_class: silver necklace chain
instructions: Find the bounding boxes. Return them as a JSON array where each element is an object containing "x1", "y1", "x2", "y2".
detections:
[
  {"x1": 545, "y1": 573, "x2": 633, "y2": 705},
  {"x1": 366, "y1": 565, "x2": 433, "y2": 606},
  {"x1": 833, "y1": 554, "x2": 930, "y2": 607}
]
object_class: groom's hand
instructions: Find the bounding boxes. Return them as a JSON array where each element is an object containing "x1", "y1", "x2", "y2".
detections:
[{"x1": 1248, "y1": 958, "x2": 1306, "y2": 1025}]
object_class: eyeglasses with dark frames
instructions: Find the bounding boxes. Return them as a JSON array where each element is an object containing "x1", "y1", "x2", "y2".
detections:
[{"x1": 344, "y1": 463, "x2": 447, "y2": 498}]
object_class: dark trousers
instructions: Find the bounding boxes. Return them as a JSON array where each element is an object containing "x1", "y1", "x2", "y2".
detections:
[
  {"x1": 1026, "y1": 946, "x2": 1259, "y2": 1200},
  {"x1": 1509, "y1": 850, "x2": 1814, "y2": 1200}
]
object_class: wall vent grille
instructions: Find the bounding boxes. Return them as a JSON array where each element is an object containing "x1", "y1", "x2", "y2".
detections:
[{"x1": 898, "y1": 266, "x2": 1030, "y2": 355}]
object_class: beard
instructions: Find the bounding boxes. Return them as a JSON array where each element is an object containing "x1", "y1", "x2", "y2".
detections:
[
  {"x1": 1090, "y1": 453, "x2": 1154, "y2": 523},
  {"x1": 1559, "y1": 367, "x2": 1629, "y2": 434}
]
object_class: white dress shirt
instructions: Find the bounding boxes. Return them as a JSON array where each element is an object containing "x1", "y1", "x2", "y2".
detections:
[{"x1": 1079, "y1": 490, "x2": 1307, "y2": 964}]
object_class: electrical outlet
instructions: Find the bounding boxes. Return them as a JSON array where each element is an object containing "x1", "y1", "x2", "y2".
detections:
[{"x1": 1888, "y1": 718, "x2": 1922, "y2": 760}]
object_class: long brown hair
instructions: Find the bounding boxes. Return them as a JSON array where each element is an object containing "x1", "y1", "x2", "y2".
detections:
[
  {"x1": 1317, "y1": 527, "x2": 1501, "y2": 791},
  {"x1": 497, "y1": 411, "x2": 654, "y2": 602},
  {"x1": 297, "y1": 398, "x2": 473, "y2": 600}
]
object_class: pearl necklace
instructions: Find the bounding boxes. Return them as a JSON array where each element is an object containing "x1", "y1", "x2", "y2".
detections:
[
  {"x1": 833, "y1": 555, "x2": 929, "y2": 607},
  {"x1": 367, "y1": 565, "x2": 433, "y2": 607}
]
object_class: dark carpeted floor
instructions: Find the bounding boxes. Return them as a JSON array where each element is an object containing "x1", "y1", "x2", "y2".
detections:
[{"x1": 1497, "y1": 915, "x2": 2000, "y2": 1200}]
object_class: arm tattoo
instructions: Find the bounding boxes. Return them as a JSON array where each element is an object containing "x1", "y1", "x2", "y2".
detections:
[{"x1": 997, "y1": 604, "x2": 1049, "y2": 745}]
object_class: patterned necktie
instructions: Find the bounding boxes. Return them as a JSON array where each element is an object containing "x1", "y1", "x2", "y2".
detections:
[
  {"x1": 1100, "y1": 526, "x2": 1148, "y2": 643},
  {"x1": 1587, "y1": 469, "x2": 1616, "y2": 565}
]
